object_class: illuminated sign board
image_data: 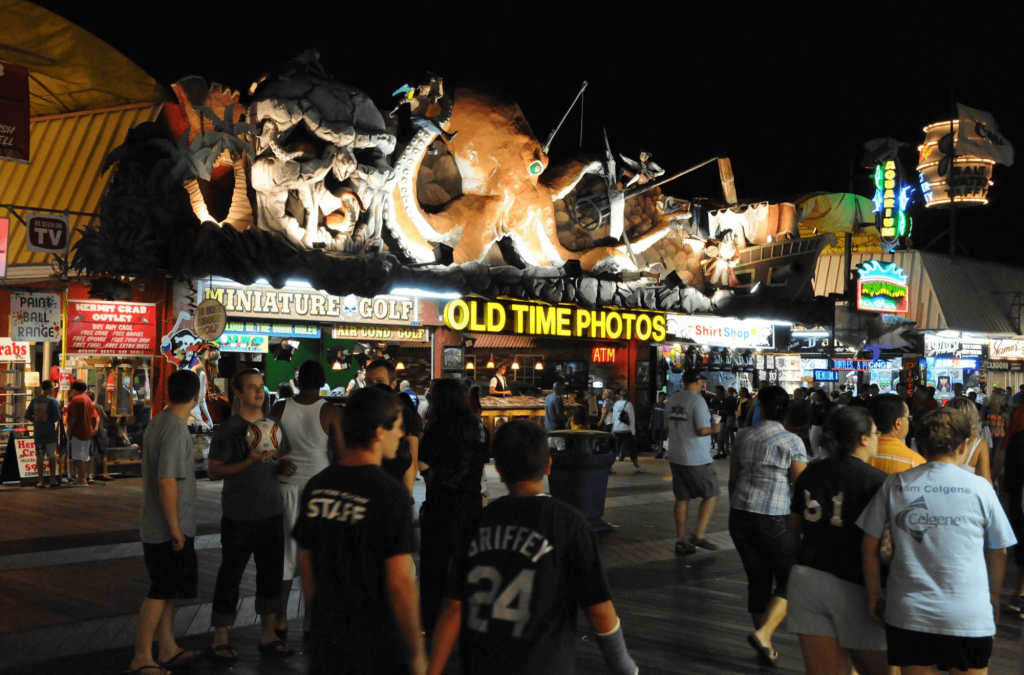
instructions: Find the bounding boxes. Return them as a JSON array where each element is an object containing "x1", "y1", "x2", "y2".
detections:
[
  {"x1": 918, "y1": 119, "x2": 995, "y2": 208},
  {"x1": 856, "y1": 260, "x2": 909, "y2": 314},
  {"x1": 813, "y1": 370, "x2": 839, "y2": 382},
  {"x1": 216, "y1": 333, "x2": 268, "y2": 353},
  {"x1": 592, "y1": 347, "x2": 618, "y2": 363},
  {"x1": 443, "y1": 299, "x2": 666, "y2": 341},
  {"x1": 872, "y1": 159, "x2": 913, "y2": 253},
  {"x1": 988, "y1": 340, "x2": 1024, "y2": 361},
  {"x1": 224, "y1": 321, "x2": 320, "y2": 338},
  {"x1": 832, "y1": 359, "x2": 900, "y2": 371},
  {"x1": 333, "y1": 324, "x2": 429, "y2": 343},
  {"x1": 924, "y1": 334, "x2": 985, "y2": 358},
  {"x1": 204, "y1": 283, "x2": 441, "y2": 326},
  {"x1": 665, "y1": 314, "x2": 775, "y2": 348},
  {"x1": 929, "y1": 357, "x2": 978, "y2": 369}
]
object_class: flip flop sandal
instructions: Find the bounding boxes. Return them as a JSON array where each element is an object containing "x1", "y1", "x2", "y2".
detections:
[
  {"x1": 258, "y1": 639, "x2": 294, "y2": 658},
  {"x1": 204, "y1": 644, "x2": 238, "y2": 667},
  {"x1": 747, "y1": 633, "x2": 777, "y2": 668},
  {"x1": 125, "y1": 666, "x2": 169, "y2": 675},
  {"x1": 34, "y1": 484, "x2": 46, "y2": 489},
  {"x1": 274, "y1": 628, "x2": 288, "y2": 640},
  {"x1": 160, "y1": 650, "x2": 203, "y2": 671}
]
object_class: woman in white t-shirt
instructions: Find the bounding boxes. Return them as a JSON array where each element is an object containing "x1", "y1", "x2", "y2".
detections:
[{"x1": 858, "y1": 407, "x2": 1016, "y2": 675}]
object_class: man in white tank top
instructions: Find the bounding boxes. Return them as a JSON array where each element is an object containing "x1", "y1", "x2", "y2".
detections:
[{"x1": 271, "y1": 361, "x2": 345, "y2": 638}]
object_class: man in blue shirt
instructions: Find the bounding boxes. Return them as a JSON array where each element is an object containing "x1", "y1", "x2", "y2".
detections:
[
  {"x1": 666, "y1": 370, "x2": 721, "y2": 554},
  {"x1": 24, "y1": 380, "x2": 64, "y2": 488}
]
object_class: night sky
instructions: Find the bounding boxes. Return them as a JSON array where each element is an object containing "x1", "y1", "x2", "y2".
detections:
[{"x1": 38, "y1": 6, "x2": 1019, "y2": 263}]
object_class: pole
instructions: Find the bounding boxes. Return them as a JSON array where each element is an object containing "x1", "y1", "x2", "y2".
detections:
[
  {"x1": 542, "y1": 81, "x2": 588, "y2": 155},
  {"x1": 948, "y1": 87, "x2": 957, "y2": 260},
  {"x1": 626, "y1": 156, "x2": 721, "y2": 199}
]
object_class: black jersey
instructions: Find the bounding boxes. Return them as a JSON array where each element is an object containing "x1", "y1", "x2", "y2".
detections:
[
  {"x1": 292, "y1": 464, "x2": 415, "y2": 675},
  {"x1": 446, "y1": 495, "x2": 611, "y2": 675},
  {"x1": 791, "y1": 455, "x2": 886, "y2": 585}
]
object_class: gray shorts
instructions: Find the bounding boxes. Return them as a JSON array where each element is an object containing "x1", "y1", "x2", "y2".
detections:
[
  {"x1": 787, "y1": 564, "x2": 887, "y2": 651},
  {"x1": 670, "y1": 462, "x2": 719, "y2": 501},
  {"x1": 35, "y1": 442, "x2": 58, "y2": 460}
]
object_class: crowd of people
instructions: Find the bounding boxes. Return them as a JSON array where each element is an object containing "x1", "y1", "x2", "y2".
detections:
[
  {"x1": 128, "y1": 362, "x2": 639, "y2": 675},
  {"x1": 664, "y1": 370, "x2": 1021, "y2": 674},
  {"x1": 25, "y1": 378, "x2": 118, "y2": 488},
  {"x1": 116, "y1": 358, "x2": 1024, "y2": 675}
]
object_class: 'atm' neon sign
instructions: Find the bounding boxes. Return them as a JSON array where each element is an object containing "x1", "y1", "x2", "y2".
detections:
[{"x1": 592, "y1": 347, "x2": 618, "y2": 363}]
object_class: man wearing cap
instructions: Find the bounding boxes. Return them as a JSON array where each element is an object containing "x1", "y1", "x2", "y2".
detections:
[{"x1": 666, "y1": 369, "x2": 721, "y2": 555}]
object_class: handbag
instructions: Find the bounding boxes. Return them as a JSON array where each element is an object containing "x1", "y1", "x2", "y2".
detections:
[{"x1": 617, "y1": 406, "x2": 631, "y2": 425}]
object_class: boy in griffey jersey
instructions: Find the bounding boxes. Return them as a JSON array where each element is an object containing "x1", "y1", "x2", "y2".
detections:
[{"x1": 427, "y1": 420, "x2": 638, "y2": 675}]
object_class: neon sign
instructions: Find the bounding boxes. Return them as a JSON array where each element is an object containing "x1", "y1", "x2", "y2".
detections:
[
  {"x1": 832, "y1": 359, "x2": 870, "y2": 371},
  {"x1": 872, "y1": 160, "x2": 913, "y2": 253},
  {"x1": 443, "y1": 299, "x2": 666, "y2": 341},
  {"x1": 930, "y1": 357, "x2": 978, "y2": 369},
  {"x1": 813, "y1": 370, "x2": 839, "y2": 381},
  {"x1": 592, "y1": 346, "x2": 618, "y2": 363},
  {"x1": 856, "y1": 260, "x2": 909, "y2": 314}
]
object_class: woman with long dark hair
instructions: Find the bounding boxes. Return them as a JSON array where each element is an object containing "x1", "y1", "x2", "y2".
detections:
[
  {"x1": 729, "y1": 385, "x2": 809, "y2": 667},
  {"x1": 788, "y1": 406, "x2": 888, "y2": 675},
  {"x1": 418, "y1": 378, "x2": 489, "y2": 633}
]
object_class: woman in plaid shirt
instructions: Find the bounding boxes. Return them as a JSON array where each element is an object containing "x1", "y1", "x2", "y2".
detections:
[{"x1": 728, "y1": 386, "x2": 809, "y2": 667}]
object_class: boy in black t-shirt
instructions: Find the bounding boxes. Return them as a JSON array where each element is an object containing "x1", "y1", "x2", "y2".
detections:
[
  {"x1": 427, "y1": 420, "x2": 638, "y2": 675},
  {"x1": 293, "y1": 387, "x2": 427, "y2": 675}
]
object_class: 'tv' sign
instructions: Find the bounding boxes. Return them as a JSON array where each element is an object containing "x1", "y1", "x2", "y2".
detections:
[{"x1": 26, "y1": 214, "x2": 69, "y2": 254}]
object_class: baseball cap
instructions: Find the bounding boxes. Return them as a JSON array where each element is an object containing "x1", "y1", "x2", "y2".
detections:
[{"x1": 682, "y1": 369, "x2": 706, "y2": 384}]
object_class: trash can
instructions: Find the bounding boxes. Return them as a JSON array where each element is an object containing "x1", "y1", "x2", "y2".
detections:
[{"x1": 547, "y1": 430, "x2": 616, "y2": 532}]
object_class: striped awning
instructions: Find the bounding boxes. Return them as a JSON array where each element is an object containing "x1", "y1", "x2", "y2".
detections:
[
  {"x1": 2, "y1": 102, "x2": 164, "y2": 269},
  {"x1": 467, "y1": 333, "x2": 538, "y2": 350}
]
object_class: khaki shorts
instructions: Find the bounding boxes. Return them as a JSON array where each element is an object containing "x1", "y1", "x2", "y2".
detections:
[
  {"x1": 670, "y1": 462, "x2": 719, "y2": 501},
  {"x1": 787, "y1": 564, "x2": 887, "y2": 651}
]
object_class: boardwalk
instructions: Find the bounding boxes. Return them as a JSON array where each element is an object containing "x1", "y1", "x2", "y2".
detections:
[{"x1": 1, "y1": 457, "x2": 1021, "y2": 674}]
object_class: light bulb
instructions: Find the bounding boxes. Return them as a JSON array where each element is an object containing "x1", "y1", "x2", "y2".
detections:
[
  {"x1": 466, "y1": 362, "x2": 475, "y2": 370},
  {"x1": 511, "y1": 362, "x2": 520, "y2": 370},
  {"x1": 396, "y1": 362, "x2": 405, "y2": 370},
  {"x1": 535, "y1": 362, "x2": 544, "y2": 370},
  {"x1": 332, "y1": 361, "x2": 343, "y2": 371}
]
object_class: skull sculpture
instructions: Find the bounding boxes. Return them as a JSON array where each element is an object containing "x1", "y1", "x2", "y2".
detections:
[{"x1": 249, "y1": 52, "x2": 396, "y2": 253}]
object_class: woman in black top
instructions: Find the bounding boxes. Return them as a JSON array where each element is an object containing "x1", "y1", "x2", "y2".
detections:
[
  {"x1": 418, "y1": 378, "x2": 490, "y2": 633},
  {"x1": 788, "y1": 406, "x2": 888, "y2": 675}
]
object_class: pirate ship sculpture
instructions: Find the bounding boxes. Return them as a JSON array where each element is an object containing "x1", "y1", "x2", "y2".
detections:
[{"x1": 73, "y1": 52, "x2": 834, "y2": 322}]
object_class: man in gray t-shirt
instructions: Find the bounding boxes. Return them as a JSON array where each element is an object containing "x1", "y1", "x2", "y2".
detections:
[
  {"x1": 207, "y1": 369, "x2": 296, "y2": 664},
  {"x1": 128, "y1": 371, "x2": 204, "y2": 675},
  {"x1": 666, "y1": 369, "x2": 721, "y2": 555}
]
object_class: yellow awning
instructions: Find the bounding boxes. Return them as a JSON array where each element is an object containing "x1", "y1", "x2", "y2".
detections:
[
  {"x1": 0, "y1": 0, "x2": 168, "y2": 117},
  {"x1": 2, "y1": 102, "x2": 164, "y2": 267}
]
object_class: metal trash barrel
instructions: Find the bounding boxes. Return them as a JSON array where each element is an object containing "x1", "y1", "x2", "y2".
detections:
[{"x1": 546, "y1": 430, "x2": 616, "y2": 532}]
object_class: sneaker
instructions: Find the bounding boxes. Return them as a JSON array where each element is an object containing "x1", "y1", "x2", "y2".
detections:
[
  {"x1": 1009, "y1": 595, "x2": 1024, "y2": 613},
  {"x1": 689, "y1": 535, "x2": 720, "y2": 551},
  {"x1": 609, "y1": 467, "x2": 616, "y2": 474},
  {"x1": 633, "y1": 466, "x2": 647, "y2": 473},
  {"x1": 675, "y1": 541, "x2": 698, "y2": 555}
]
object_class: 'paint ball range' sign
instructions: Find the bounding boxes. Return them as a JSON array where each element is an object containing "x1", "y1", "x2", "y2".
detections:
[{"x1": 856, "y1": 261, "x2": 908, "y2": 314}]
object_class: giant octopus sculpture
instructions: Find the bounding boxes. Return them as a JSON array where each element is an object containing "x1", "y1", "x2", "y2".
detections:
[
  {"x1": 386, "y1": 84, "x2": 672, "y2": 271},
  {"x1": 248, "y1": 53, "x2": 396, "y2": 253}
]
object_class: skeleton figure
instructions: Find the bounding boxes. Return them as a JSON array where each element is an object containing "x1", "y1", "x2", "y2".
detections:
[
  {"x1": 249, "y1": 52, "x2": 397, "y2": 253},
  {"x1": 619, "y1": 151, "x2": 665, "y2": 188}
]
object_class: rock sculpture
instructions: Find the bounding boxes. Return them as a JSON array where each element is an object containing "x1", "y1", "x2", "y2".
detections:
[{"x1": 249, "y1": 52, "x2": 396, "y2": 253}]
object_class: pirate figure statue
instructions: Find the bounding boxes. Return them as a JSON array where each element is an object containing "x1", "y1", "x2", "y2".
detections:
[{"x1": 619, "y1": 150, "x2": 665, "y2": 188}]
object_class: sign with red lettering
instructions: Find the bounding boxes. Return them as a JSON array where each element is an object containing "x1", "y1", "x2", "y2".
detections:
[
  {"x1": 15, "y1": 438, "x2": 54, "y2": 481},
  {"x1": 0, "y1": 61, "x2": 31, "y2": 164},
  {"x1": 26, "y1": 214, "x2": 70, "y2": 254},
  {"x1": 66, "y1": 300, "x2": 158, "y2": 356},
  {"x1": 591, "y1": 346, "x2": 618, "y2": 363},
  {"x1": 989, "y1": 340, "x2": 1024, "y2": 361},
  {"x1": 0, "y1": 337, "x2": 30, "y2": 362}
]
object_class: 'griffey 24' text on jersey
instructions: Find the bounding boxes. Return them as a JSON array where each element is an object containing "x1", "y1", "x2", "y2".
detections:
[{"x1": 446, "y1": 495, "x2": 611, "y2": 675}]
